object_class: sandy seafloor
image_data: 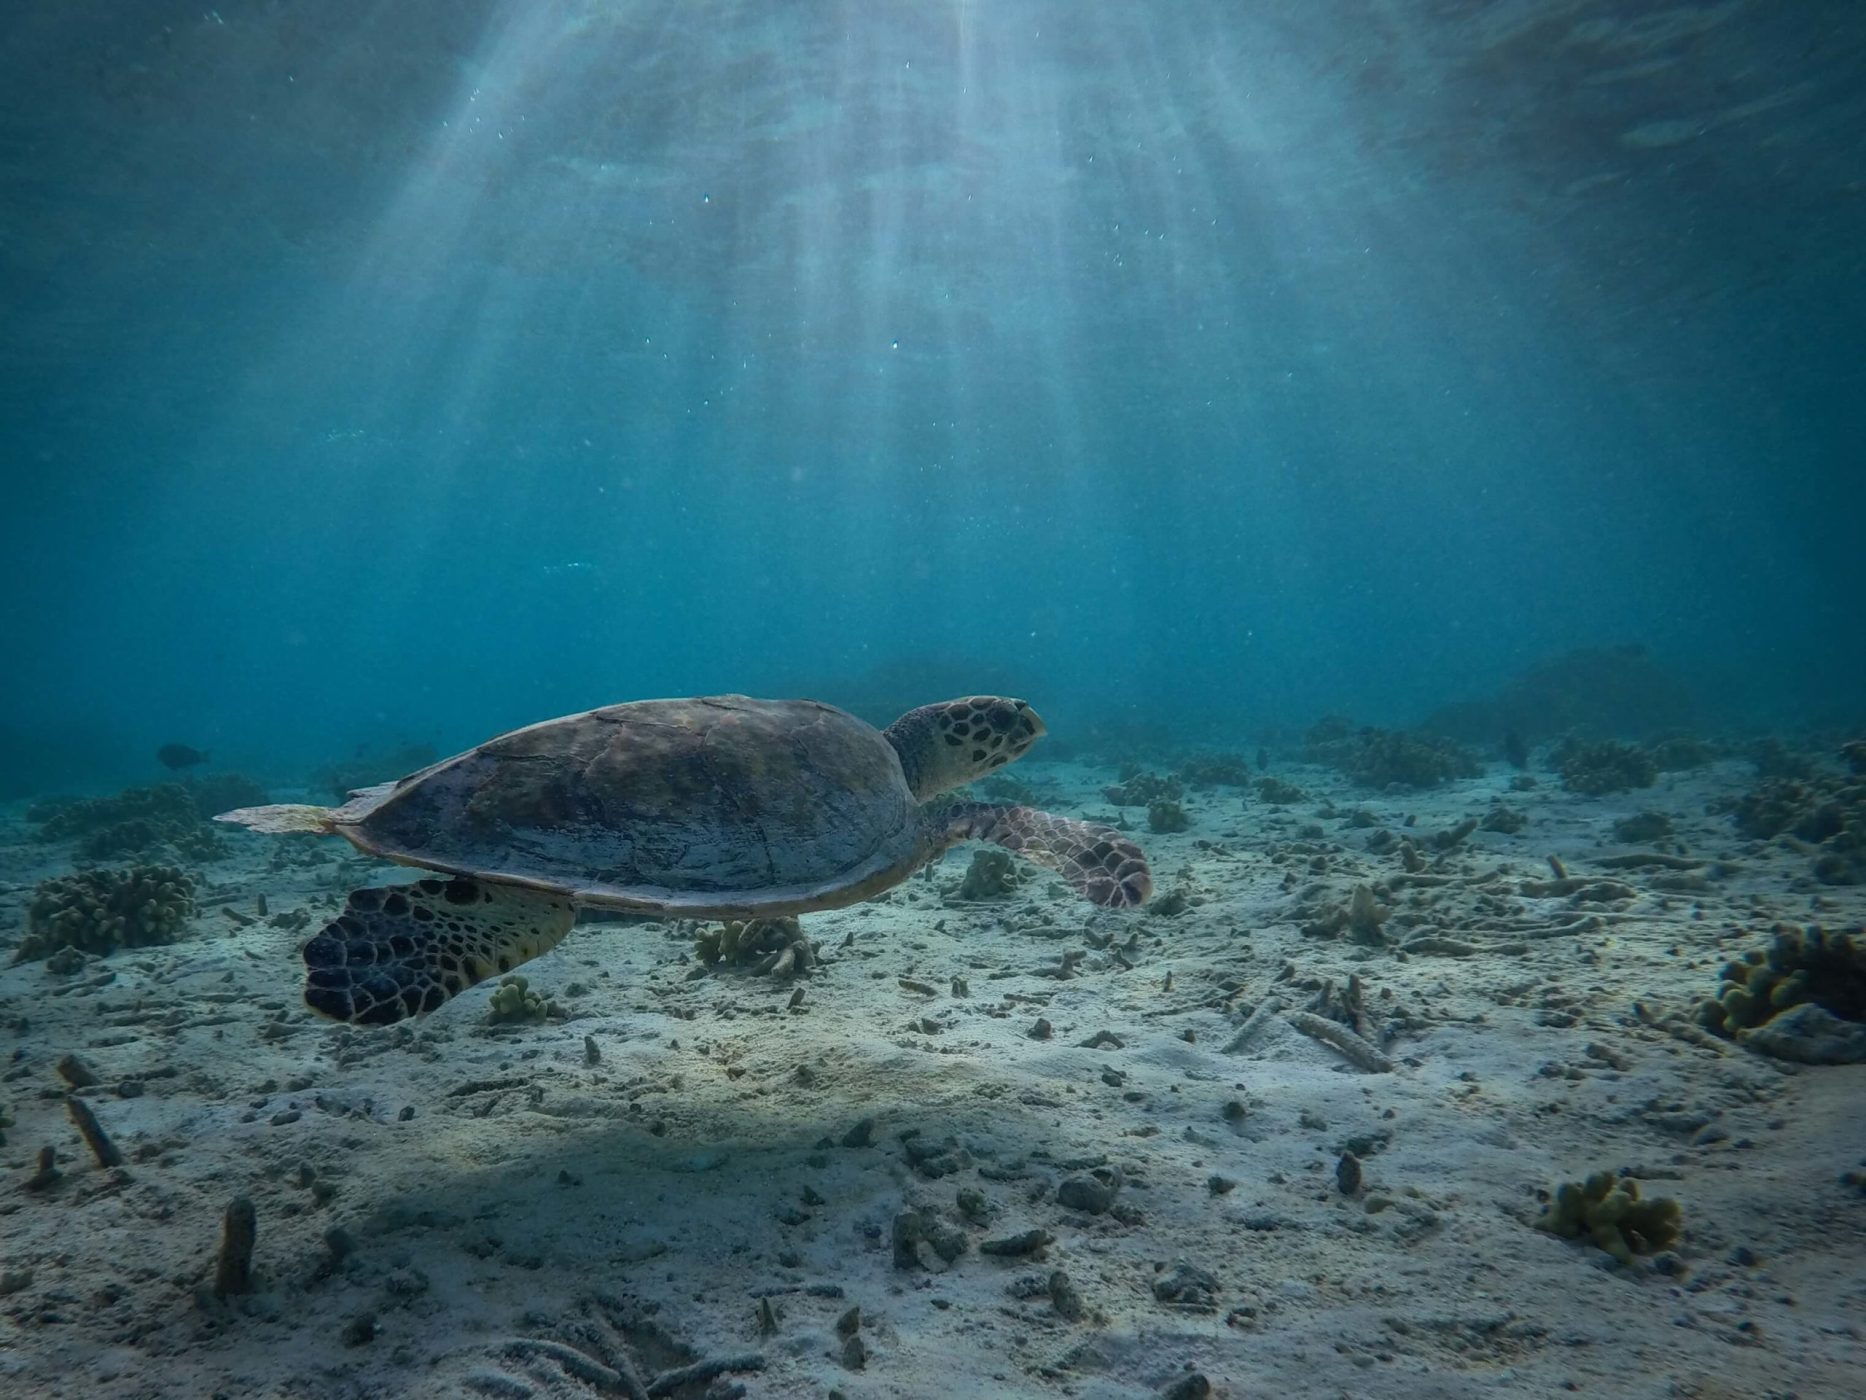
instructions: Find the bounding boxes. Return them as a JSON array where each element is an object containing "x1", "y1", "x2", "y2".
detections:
[{"x1": 1, "y1": 754, "x2": 1862, "y2": 1400}]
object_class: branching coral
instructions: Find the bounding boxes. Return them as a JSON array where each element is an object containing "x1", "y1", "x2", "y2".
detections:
[
  {"x1": 1726, "y1": 775, "x2": 1866, "y2": 885},
  {"x1": 14, "y1": 865, "x2": 195, "y2": 963},
  {"x1": 1813, "y1": 832, "x2": 1866, "y2": 887},
  {"x1": 693, "y1": 917, "x2": 816, "y2": 977},
  {"x1": 486, "y1": 973, "x2": 560, "y2": 1023},
  {"x1": 1147, "y1": 800, "x2": 1190, "y2": 834},
  {"x1": 1303, "y1": 722, "x2": 1479, "y2": 790},
  {"x1": 1730, "y1": 778, "x2": 1831, "y2": 840},
  {"x1": 1257, "y1": 776, "x2": 1306, "y2": 805},
  {"x1": 1534, "y1": 1171, "x2": 1683, "y2": 1265},
  {"x1": 1697, "y1": 924, "x2": 1866, "y2": 1062},
  {"x1": 1553, "y1": 738, "x2": 1656, "y2": 796},
  {"x1": 954, "y1": 849, "x2": 1021, "y2": 900}
]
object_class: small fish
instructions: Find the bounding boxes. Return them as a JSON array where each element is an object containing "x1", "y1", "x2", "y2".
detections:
[
  {"x1": 541, "y1": 561, "x2": 599, "y2": 578},
  {"x1": 157, "y1": 743, "x2": 210, "y2": 770}
]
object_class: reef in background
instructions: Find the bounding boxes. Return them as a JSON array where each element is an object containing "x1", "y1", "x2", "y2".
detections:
[
  {"x1": 1302, "y1": 717, "x2": 1480, "y2": 790},
  {"x1": 25, "y1": 778, "x2": 266, "y2": 863},
  {"x1": 1553, "y1": 738, "x2": 1658, "y2": 796},
  {"x1": 313, "y1": 743, "x2": 439, "y2": 802},
  {"x1": 14, "y1": 865, "x2": 195, "y2": 965},
  {"x1": 1422, "y1": 644, "x2": 1696, "y2": 746},
  {"x1": 1723, "y1": 742, "x2": 1866, "y2": 885}
]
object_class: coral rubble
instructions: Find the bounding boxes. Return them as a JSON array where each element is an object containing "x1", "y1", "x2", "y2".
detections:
[{"x1": 1300, "y1": 884, "x2": 1389, "y2": 946}]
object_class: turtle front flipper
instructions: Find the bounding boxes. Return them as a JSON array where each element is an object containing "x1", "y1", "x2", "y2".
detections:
[
  {"x1": 302, "y1": 877, "x2": 575, "y2": 1025},
  {"x1": 941, "y1": 803, "x2": 1152, "y2": 908}
]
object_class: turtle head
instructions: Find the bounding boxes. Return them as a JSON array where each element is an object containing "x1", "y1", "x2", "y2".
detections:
[{"x1": 884, "y1": 696, "x2": 1046, "y2": 802}]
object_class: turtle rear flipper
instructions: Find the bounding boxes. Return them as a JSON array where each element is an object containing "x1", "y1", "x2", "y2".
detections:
[
  {"x1": 217, "y1": 803, "x2": 336, "y2": 834},
  {"x1": 218, "y1": 782, "x2": 401, "y2": 834},
  {"x1": 946, "y1": 804, "x2": 1152, "y2": 908},
  {"x1": 302, "y1": 877, "x2": 575, "y2": 1025}
]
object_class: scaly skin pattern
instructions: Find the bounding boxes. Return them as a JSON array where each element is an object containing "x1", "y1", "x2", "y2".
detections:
[{"x1": 939, "y1": 802, "x2": 1152, "y2": 908}]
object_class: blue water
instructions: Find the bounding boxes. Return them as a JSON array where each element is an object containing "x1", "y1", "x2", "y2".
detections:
[{"x1": 3, "y1": 2, "x2": 1862, "y2": 794}]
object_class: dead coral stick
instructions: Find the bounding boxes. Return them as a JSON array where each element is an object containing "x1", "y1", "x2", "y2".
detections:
[
  {"x1": 215, "y1": 1197, "x2": 258, "y2": 1297},
  {"x1": 1458, "y1": 917, "x2": 1599, "y2": 941},
  {"x1": 1632, "y1": 1002, "x2": 1728, "y2": 1056},
  {"x1": 54, "y1": 1053, "x2": 100, "y2": 1089},
  {"x1": 498, "y1": 1339, "x2": 645, "y2": 1398},
  {"x1": 1398, "y1": 936, "x2": 1482, "y2": 957},
  {"x1": 1285, "y1": 1011, "x2": 1395, "y2": 1073},
  {"x1": 645, "y1": 1354, "x2": 767, "y2": 1397},
  {"x1": 64, "y1": 1095, "x2": 123, "y2": 1168},
  {"x1": 24, "y1": 1145, "x2": 60, "y2": 1191},
  {"x1": 1222, "y1": 996, "x2": 1281, "y2": 1054},
  {"x1": 1596, "y1": 852, "x2": 1703, "y2": 871}
]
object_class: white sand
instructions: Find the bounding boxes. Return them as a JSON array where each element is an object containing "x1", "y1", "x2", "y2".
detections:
[{"x1": 2, "y1": 756, "x2": 1862, "y2": 1399}]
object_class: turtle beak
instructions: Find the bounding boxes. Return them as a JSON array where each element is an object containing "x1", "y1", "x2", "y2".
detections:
[{"x1": 1016, "y1": 701, "x2": 1047, "y2": 741}]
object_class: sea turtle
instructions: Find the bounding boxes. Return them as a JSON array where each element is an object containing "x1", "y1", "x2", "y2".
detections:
[{"x1": 220, "y1": 695, "x2": 1152, "y2": 1026}]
